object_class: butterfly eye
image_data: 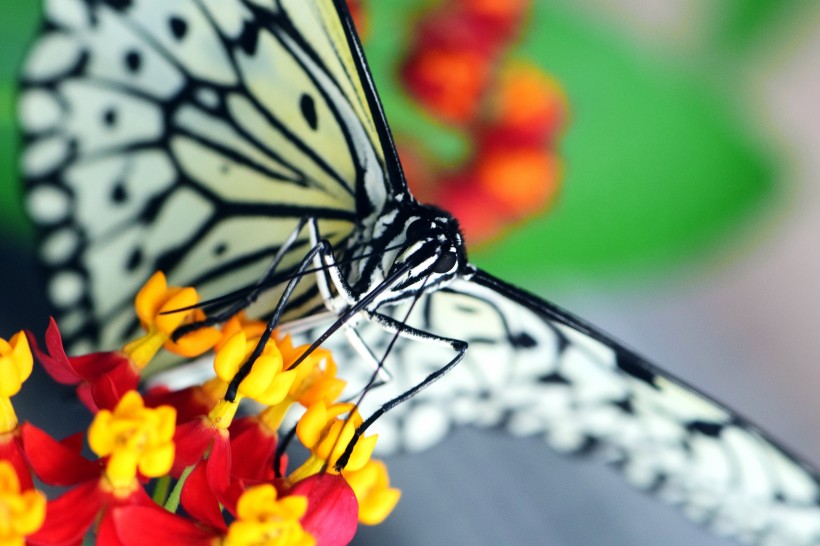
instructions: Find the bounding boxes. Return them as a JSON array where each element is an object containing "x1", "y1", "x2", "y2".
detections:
[
  {"x1": 405, "y1": 218, "x2": 430, "y2": 242},
  {"x1": 432, "y1": 251, "x2": 457, "y2": 274}
]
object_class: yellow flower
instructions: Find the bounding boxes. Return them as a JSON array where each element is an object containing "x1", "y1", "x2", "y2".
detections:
[
  {"x1": 216, "y1": 312, "x2": 268, "y2": 352},
  {"x1": 0, "y1": 332, "x2": 32, "y2": 433},
  {"x1": 284, "y1": 342, "x2": 345, "y2": 408},
  {"x1": 223, "y1": 484, "x2": 314, "y2": 546},
  {"x1": 0, "y1": 460, "x2": 46, "y2": 544},
  {"x1": 344, "y1": 460, "x2": 401, "y2": 525},
  {"x1": 0, "y1": 332, "x2": 32, "y2": 399},
  {"x1": 123, "y1": 272, "x2": 221, "y2": 366},
  {"x1": 214, "y1": 331, "x2": 297, "y2": 406},
  {"x1": 290, "y1": 402, "x2": 377, "y2": 482},
  {"x1": 88, "y1": 390, "x2": 176, "y2": 492},
  {"x1": 260, "y1": 340, "x2": 346, "y2": 432}
]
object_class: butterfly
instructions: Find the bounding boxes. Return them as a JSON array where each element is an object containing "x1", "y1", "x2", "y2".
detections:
[{"x1": 17, "y1": 0, "x2": 820, "y2": 543}]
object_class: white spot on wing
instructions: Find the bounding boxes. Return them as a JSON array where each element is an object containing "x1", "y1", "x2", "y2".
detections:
[
  {"x1": 84, "y1": 7, "x2": 184, "y2": 99},
  {"x1": 64, "y1": 150, "x2": 176, "y2": 238},
  {"x1": 59, "y1": 81, "x2": 163, "y2": 155},
  {"x1": 49, "y1": 272, "x2": 84, "y2": 308},
  {"x1": 125, "y1": 0, "x2": 238, "y2": 85},
  {"x1": 402, "y1": 403, "x2": 449, "y2": 452},
  {"x1": 45, "y1": 0, "x2": 87, "y2": 29},
  {"x1": 560, "y1": 344, "x2": 627, "y2": 403},
  {"x1": 27, "y1": 185, "x2": 71, "y2": 224},
  {"x1": 195, "y1": 87, "x2": 220, "y2": 109},
  {"x1": 23, "y1": 136, "x2": 70, "y2": 177},
  {"x1": 41, "y1": 228, "x2": 80, "y2": 265},
  {"x1": 19, "y1": 90, "x2": 63, "y2": 134},
  {"x1": 24, "y1": 33, "x2": 83, "y2": 80}
]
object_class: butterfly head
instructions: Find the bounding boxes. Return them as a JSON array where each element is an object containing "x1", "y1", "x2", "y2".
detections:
[{"x1": 388, "y1": 208, "x2": 467, "y2": 291}]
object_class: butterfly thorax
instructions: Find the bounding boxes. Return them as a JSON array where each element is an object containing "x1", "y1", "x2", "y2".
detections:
[{"x1": 341, "y1": 202, "x2": 471, "y2": 309}]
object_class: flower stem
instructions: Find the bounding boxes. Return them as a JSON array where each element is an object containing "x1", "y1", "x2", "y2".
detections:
[
  {"x1": 164, "y1": 466, "x2": 194, "y2": 512},
  {"x1": 152, "y1": 475, "x2": 171, "y2": 505}
]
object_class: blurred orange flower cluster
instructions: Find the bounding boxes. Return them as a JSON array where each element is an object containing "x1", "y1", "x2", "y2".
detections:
[{"x1": 391, "y1": 0, "x2": 567, "y2": 244}]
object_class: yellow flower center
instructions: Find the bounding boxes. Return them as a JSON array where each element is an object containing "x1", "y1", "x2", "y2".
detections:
[{"x1": 88, "y1": 390, "x2": 176, "y2": 491}]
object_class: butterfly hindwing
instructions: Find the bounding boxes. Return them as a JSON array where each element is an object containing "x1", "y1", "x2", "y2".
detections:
[
  {"x1": 20, "y1": 0, "x2": 389, "y2": 352},
  {"x1": 339, "y1": 269, "x2": 820, "y2": 543}
]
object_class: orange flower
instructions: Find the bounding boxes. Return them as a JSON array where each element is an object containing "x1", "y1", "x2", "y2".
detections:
[
  {"x1": 402, "y1": 47, "x2": 490, "y2": 124},
  {"x1": 474, "y1": 148, "x2": 560, "y2": 217},
  {"x1": 488, "y1": 62, "x2": 567, "y2": 146},
  {"x1": 124, "y1": 272, "x2": 221, "y2": 365}
]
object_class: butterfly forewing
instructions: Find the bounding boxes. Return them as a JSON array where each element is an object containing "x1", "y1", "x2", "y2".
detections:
[{"x1": 20, "y1": 0, "x2": 388, "y2": 351}]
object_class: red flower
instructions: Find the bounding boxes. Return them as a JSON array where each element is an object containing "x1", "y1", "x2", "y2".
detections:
[
  {"x1": 402, "y1": 45, "x2": 490, "y2": 123},
  {"x1": 27, "y1": 318, "x2": 139, "y2": 412},
  {"x1": 111, "y1": 505, "x2": 217, "y2": 546},
  {"x1": 28, "y1": 479, "x2": 158, "y2": 546},
  {"x1": 20, "y1": 423, "x2": 158, "y2": 546},
  {"x1": 113, "y1": 478, "x2": 356, "y2": 546},
  {"x1": 21, "y1": 424, "x2": 99, "y2": 487},
  {"x1": 230, "y1": 417, "x2": 286, "y2": 486},
  {"x1": 0, "y1": 428, "x2": 33, "y2": 490},
  {"x1": 454, "y1": 0, "x2": 529, "y2": 43},
  {"x1": 173, "y1": 417, "x2": 232, "y2": 530},
  {"x1": 291, "y1": 474, "x2": 359, "y2": 546},
  {"x1": 143, "y1": 383, "x2": 219, "y2": 424}
]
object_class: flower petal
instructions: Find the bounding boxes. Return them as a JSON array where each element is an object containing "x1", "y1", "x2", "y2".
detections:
[
  {"x1": 90, "y1": 362, "x2": 140, "y2": 411},
  {"x1": 172, "y1": 419, "x2": 215, "y2": 474},
  {"x1": 181, "y1": 462, "x2": 226, "y2": 531},
  {"x1": 0, "y1": 433, "x2": 32, "y2": 490},
  {"x1": 26, "y1": 319, "x2": 79, "y2": 385},
  {"x1": 21, "y1": 423, "x2": 99, "y2": 486},
  {"x1": 206, "y1": 432, "x2": 231, "y2": 497},
  {"x1": 28, "y1": 481, "x2": 102, "y2": 545},
  {"x1": 112, "y1": 505, "x2": 217, "y2": 546},
  {"x1": 291, "y1": 474, "x2": 358, "y2": 546},
  {"x1": 229, "y1": 417, "x2": 284, "y2": 482}
]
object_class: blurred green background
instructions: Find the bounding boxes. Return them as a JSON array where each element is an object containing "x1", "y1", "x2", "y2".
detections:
[{"x1": 0, "y1": 1, "x2": 798, "y2": 287}]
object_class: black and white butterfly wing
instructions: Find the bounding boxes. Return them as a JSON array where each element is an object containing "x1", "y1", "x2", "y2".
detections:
[
  {"x1": 19, "y1": 0, "x2": 391, "y2": 353},
  {"x1": 341, "y1": 269, "x2": 820, "y2": 544}
]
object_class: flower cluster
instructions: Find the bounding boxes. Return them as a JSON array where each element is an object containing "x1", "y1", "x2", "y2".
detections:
[
  {"x1": 2, "y1": 272, "x2": 400, "y2": 545},
  {"x1": 357, "y1": 0, "x2": 567, "y2": 244}
]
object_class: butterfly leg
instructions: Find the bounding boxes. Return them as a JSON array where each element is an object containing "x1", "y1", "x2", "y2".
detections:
[
  {"x1": 334, "y1": 310, "x2": 468, "y2": 470},
  {"x1": 306, "y1": 217, "x2": 355, "y2": 313},
  {"x1": 172, "y1": 217, "x2": 337, "y2": 339},
  {"x1": 305, "y1": 218, "x2": 393, "y2": 382},
  {"x1": 226, "y1": 227, "x2": 394, "y2": 397},
  {"x1": 224, "y1": 234, "x2": 340, "y2": 401}
]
